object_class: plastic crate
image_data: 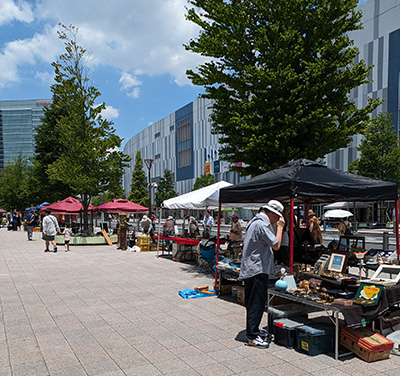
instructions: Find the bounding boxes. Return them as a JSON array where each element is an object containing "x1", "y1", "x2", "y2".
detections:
[
  {"x1": 295, "y1": 323, "x2": 335, "y2": 356},
  {"x1": 138, "y1": 236, "x2": 150, "y2": 245},
  {"x1": 340, "y1": 326, "x2": 393, "y2": 362},
  {"x1": 273, "y1": 317, "x2": 309, "y2": 349},
  {"x1": 267, "y1": 304, "x2": 308, "y2": 335},
  {"x1": 140, "y1": 244, "x2": 150, "y2": 252}
]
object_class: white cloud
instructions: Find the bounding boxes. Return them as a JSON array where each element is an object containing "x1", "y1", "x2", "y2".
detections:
[
  {"x1": 101, "y1": 105, "x2": 120, "y2": 120},
  {"x1": 0, "y1": 0, "x2": 207, "y2": 91},
  {"x1": 0, "y1": 0, "x2": 34, "y2": 25},
  {"x1": 119, "y1": 73, "x2": 142, "y2": 89}
]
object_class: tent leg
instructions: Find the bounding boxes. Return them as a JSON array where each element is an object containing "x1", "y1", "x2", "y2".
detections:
[
  {"x1": 157, "y1": 208, "x2": 162, "y2": 257},
  {"x1": 214, "y1": 202, "x2": 222, "y2": 292},
  {"x1": 396, "y1": 200, "x2": 399, "y2": 261},
  {"x1": 290, "y1": 198, "x2": 294, "y2": 274}
]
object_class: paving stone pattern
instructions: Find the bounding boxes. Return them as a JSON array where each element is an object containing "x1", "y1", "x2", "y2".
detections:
[{"x1": 1, "y1": 228, "x2": 400, "y2": 375}]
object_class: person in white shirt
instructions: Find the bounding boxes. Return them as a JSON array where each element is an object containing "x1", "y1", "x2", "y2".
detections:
[{"x1": 42, "y1": 208, "x2": 60, "y2": 253}]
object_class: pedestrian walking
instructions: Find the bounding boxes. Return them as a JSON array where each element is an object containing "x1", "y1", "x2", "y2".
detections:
[
  {"x1": 63, "y1": 224, "x2": 73, "y2": 252},
  {"x1": 42, "y1": 208, "x2": 60, "y2": 253},
  {"x1": 24, "y1": 210, "x2": 37, "y2": 241}
]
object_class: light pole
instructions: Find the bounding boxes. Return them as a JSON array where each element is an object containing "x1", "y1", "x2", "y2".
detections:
[{"x1": 144, "y1": 158, "x2": 154, "y2": 214}]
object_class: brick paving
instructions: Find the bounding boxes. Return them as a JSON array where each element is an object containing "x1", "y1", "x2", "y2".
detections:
[{"x1": 1, "y1": 228, "x2": 400, "y2": 375}]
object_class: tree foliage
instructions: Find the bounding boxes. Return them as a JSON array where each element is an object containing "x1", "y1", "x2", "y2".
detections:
[
  {"x1": 155, "y1": 169, "x2": 178, "y2": 208},
  {"x1": 0, "y1": 155, "x2": 31, "y2": 211},
  {"x1": 193, "y1": 174, "x2": 215, "y2": 190},
  {"x1": 34, "y1": 24, "x2": 130, "y2": 228},
  {"x1": 185, "y1": 0, "x2": 381, "y2": 176},
  {"x1": 128, "y1": 150, "x2": 148, "y2": 207},
  {"x1": 348, "y1": 113, "x2": 400, "y2": 183}
]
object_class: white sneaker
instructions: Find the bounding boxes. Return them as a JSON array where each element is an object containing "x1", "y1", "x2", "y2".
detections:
[{"x1": 246, "y1": 335, "x2": 269, "y2": 348}]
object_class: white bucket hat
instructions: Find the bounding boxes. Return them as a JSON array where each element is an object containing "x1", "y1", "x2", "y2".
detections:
[{"x1": 263, "y1": 200, "x2": 284, "y2": 217}]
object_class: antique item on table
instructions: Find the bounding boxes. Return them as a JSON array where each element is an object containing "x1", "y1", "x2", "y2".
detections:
[
  {"x1": 364, "y1": 264, "x2": 400, "y2": 286},
  {"x1": 313, "y1": 254, "x2": 330, "y2": 275},
  {"x1": 353, "y1": 283, "x2": 384, "y2": 306},
  {"x1": 327, "y1": 250, "x2": 348, "y2": 273},
  {"x1": 275, "y1": 268, "x2": 288, "y2": 291},
  {"x1": 334, "y1": 298, "x2": 353, "y2": 306},
  {"x1": 354, "y1": 251, "x2": 367, "y2": 280}
]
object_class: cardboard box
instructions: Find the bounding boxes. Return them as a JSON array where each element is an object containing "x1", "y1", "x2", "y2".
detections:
[{"x1": 340, "y1": 326, "x2": 394, "y2": 362}]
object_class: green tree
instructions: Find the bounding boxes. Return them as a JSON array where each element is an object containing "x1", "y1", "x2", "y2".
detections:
[
  {"x1": 155, "y1": 169, "x2": 178, "y2": 208},
  {"x1": 193, "y1": 174, "x2": 215, "y2": 190},
  {"x1": 0, "y1": 155, "x2": 31, "y2": 211},
  {"x1": 30, "y1": 102, "x2": 74, "y2": 204},
  {"x1": 40, "y1": 24, "x2": 130, "y2": 229},
  {"x1": 348, "y1": 113, "x2": 400, "y2": 183},
  {"x1": 185, "y1": 0, "x2": 381, "y2": 176},
  {"x1": 128, "y1": 150, "x2": 148, "y2": 207}
]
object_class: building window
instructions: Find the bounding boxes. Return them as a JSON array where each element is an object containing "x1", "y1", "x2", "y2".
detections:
[
  {"x1": 178, "y1": 149, "x2": 191, "y2": 168},
  {"x1": 155, "y1": 153, "x2": 161, "y2": 160},
  {"x1": 170, "y1": 125, "x2": 174, "y2": 132},
  {"x1": 155, "y1": 132, "x2": 160, "y2": 139},
  {"x1": 177, "y1": 117, "x2": 191, "y2": 168}
]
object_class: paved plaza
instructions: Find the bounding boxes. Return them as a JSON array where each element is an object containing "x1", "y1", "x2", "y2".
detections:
[{"x1": 1, "y1": 228, "x2": 400, "y2": 376}]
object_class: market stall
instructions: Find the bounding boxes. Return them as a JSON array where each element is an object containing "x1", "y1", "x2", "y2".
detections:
[
  {"x1": 159, "y1": 181, "x2": 232, "y2": 258},
  {"x1": 215, "y1": 159, "x2": 400, "y2": 360}
]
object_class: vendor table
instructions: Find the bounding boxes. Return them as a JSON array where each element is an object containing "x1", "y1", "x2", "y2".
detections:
[{"x1": 267, "y1": 289, "x2": 342, "y2": 359}]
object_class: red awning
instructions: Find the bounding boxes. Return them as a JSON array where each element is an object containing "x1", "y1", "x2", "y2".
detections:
[{"x1": 96, "y1": 199, "x2": 148, "y2": 213}]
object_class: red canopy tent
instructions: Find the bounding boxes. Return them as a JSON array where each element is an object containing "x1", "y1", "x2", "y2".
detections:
[
  {"x1": 96, "y1": 199, "x2": 148, "y2": 213},
  {"x1": 40, "y1": 196, "x2": 96, "y2": 214}
]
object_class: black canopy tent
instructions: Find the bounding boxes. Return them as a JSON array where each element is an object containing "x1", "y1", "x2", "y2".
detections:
[{"x1": 214, "y1": 159, "x2": 399, "y2": 286}]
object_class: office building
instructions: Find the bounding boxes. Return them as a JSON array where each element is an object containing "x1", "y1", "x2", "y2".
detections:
[
  {"x1": 326, "y1": 0, "x2": 400, "y2": 170},
  {"x1": 123, "y1": 97, "x2": 246, "y2": 197},
  {"x1": 0, "y1": 99, "x2": 50, "y2": 170}
]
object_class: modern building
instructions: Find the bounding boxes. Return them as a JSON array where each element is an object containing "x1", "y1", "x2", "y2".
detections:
[
  {"x1": 0, "y1": 99, "x2": 50, "y2": 170},
  {"x1": 123, "y1": 97, "x2": 246, "y2": 198},
  {"x1": 124, "y1": 0, "x2": 400, "y2": 197},
  {"x1": 326, "y1": 0, "x2": 400, "y2": 170}
]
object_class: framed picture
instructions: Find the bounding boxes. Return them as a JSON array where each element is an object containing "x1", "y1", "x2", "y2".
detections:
[
  {"x1": 327, "y1": 250, "x2": 348, "y2": 273},
  {"x1": 369, "y1": 264, "x2": 400, "y2": 286}
]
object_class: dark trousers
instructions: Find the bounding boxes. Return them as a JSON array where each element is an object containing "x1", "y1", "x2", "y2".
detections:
[{"x1": 244, "y1": 274, "x2": 269, "y2": 339}]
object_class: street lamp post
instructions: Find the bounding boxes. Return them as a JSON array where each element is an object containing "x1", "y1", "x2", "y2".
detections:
[{"x1": 144, "y1": 158, "x2": 154, "y2": 214}]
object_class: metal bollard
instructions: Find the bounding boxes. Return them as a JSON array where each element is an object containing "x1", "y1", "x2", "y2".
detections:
[{"x1": 383, "y1": 231, "x2": 389, "y2": 250}]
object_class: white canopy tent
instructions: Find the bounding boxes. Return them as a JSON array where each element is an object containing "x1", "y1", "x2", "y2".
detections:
[
  {"x1": 157, "y1": 181, "x2": 232, "y2": 256},
  {"x1": 161, "y1": 181, "x2": 233, "y2": 210}
]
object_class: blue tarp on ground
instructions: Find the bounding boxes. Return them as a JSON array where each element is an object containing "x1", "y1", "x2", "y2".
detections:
[{"x1": 178, "y1": 288, "x2": 216, "y2": 299}]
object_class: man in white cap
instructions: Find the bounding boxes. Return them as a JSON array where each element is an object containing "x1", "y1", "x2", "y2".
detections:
[
  {"x1": 141, "y1": 215, "x2": 155, "y2": 242},
  {"x1": 239, "y1": 199, "x2": 285, "y2": 348}
]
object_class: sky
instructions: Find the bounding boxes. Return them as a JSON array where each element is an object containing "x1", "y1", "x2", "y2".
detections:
[{"x1": 0, "y1": 0, "x2": 207, "y2": 147}]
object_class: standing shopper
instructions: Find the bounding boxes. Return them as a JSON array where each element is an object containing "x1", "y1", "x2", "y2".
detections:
[
  {"x1": 239, "y1": 200, "x2": 285, "y2": 348},
  {"x1": 25, "y1": 210, "x2": 37, "y2": 241},
  {"x1": 42, "y1": 208, "x2": 60, "y2": 253}
]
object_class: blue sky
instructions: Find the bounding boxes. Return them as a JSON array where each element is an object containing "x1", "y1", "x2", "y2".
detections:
[
  {"x1": 0, "y1": 0, "x2": 206, "y2": 147},
  {"x1": 0, "y1": 0, "x2": 368, "y2": 149}
]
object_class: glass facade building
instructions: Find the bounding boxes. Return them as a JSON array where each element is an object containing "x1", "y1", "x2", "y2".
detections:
[
  {"x1": 0, "y1": 99, "x2": 50, "y2": 170},
  {"x1": 123, "y1": 97, "x2": 246, "y2": 196},
  {"x1": 326, "y1": 0, "x2": 400, "y2": 170}
]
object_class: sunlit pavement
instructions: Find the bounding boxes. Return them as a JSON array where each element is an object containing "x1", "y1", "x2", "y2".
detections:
[{"x1": 1, "y1": 228, "x2": 400, "y2": 375}]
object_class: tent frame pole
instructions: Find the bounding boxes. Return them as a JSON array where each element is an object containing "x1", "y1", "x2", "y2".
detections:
[
  {"x1": 290, "y1": 198, "x2": 294, "y2": 274},
  {"x1": 214, "y1": 202, "x2": 222, "y2": 292},
  {"x1": 396, "y1": 199, "x2": 400, "y2": 260}
]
